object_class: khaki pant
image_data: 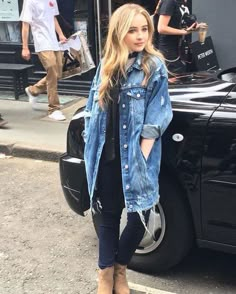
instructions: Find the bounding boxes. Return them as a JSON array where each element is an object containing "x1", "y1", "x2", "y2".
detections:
[{"x1": 29, "y1": 51, "x2": 63, "y2": 114}]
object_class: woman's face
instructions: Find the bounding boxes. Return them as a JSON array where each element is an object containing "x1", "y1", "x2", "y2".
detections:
[{"x1": 124, "y1": 13, "x2": 149, "y2": 53}]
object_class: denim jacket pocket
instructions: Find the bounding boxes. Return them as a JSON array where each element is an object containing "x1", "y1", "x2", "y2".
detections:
[
  {"x1": 126, "y1": 87, "x2": 146, "y2": 99},
  {"x1": 126, "y1": 88, "x2": 146, "y2": 115},
  {"x1": 133, "y1": 143, "x2": 152, "y2": 196},
  {"x1": 137, "y1": 143, "x2": 148, "y2": 168},
  {"x1": 140, "y1": 149, "x2": 149, "y2": 163}
]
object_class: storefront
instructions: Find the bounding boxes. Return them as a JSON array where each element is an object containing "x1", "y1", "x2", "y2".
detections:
[
  {"x1": 0, "y1": 0, "x2": 194, "y2": 96},
  {"x1": 0, "y1": 0, "x2": 159, "y2": 96},
  {"x1": 0, "y1": 0, "x2": 96, "y2": 96},
  {"x1": 193, "y1": 0, "x2": 235, "y2": 70}
]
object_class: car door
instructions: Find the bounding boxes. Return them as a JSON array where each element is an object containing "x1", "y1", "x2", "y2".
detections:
[{"x1": 201, "y1": 87, "x2": 236, "y2": 246}]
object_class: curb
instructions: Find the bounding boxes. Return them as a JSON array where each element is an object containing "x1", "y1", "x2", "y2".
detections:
[
  {"x1": 129, "y1": 282, "x2": 176, "y2": 294},
  {"x1": 0, "y1": 142, "x2": 62, "y2": 162}
]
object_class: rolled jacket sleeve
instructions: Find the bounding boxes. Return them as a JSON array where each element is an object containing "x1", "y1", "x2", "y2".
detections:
[{"x1": 141, "y1": 64, "x2": 173, "y2": 139}]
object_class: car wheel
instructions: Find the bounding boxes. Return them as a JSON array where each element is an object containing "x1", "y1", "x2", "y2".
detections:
[{"x1": 92, "y1": 174, "x2": 194, "y2": 273}]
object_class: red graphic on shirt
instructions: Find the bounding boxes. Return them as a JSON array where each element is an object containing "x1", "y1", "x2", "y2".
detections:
[{"x1": 49, "y1": 1, "x2": 54, "y2": 7}]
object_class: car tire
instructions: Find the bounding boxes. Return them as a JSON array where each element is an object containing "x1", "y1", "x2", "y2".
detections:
[
  {"x1": 129, "y1": 174, "x2": 194, "y2": 273},
  {"x1": 92, "y1": 173, "x2": 194, "y2": 273}
]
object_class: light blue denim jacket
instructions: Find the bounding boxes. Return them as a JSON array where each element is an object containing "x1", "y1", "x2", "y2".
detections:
[{"x1": 84, "y1": 52, "x2": 173, "y2": 213}]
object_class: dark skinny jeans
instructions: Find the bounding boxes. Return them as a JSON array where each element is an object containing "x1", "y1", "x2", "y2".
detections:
[{"x1": 97, "y1": 152, "x2": 150, "y2": 269}]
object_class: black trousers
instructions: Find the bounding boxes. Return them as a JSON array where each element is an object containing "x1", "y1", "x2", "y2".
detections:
[
  {"x1": 159, "y1": 45, "x2": 187, "y2": 74},
  {"x1": 97, "y1": 151, "x2": 150, "y2": 269}
]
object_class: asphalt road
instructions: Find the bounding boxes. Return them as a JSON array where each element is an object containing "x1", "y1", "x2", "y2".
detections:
[{"x1": 1, "y1": 157, "x2": 236, "y2": 294}]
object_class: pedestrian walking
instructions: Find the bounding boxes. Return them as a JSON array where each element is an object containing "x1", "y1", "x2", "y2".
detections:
[
  {"x1": 83, "y1": 4, "x2": 173, "y2": 293},
  {"x1": 20, "y1": 0, "x2": 67, "y2": 121}
]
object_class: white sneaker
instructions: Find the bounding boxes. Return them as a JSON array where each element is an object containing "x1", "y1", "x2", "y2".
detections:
[
  {"x1": 25, "y1": 87, "x2": 38, "y2": 108},
  {"x1": 48, "y1": 110, "x2": 66, "y2": 121}
]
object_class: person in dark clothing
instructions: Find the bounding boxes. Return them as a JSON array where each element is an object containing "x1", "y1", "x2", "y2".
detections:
[
  {"x1": 157, "y1": 0, "x2": 198, "y2": 73},
  {"x1": 0, "y1": 114, "x2": 7, "y2": 127},
  {"x1": 56, "y1": 0, "x2": 75, "y2": 37}
]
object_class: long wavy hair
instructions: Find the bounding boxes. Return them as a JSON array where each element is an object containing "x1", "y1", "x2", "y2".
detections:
[{"x1": 99, "y1": 3, "x2": 164, "y2": 107}]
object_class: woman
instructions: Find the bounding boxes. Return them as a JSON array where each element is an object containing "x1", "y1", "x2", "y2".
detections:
[
  {"x1": 157, "y1": 0, "x2": 198, "y2": 73},
  {"x1": 84, "y1": 4, "x2": 173, "y2": 293}
]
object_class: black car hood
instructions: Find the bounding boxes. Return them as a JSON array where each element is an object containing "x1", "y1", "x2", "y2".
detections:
[{"x1": 168, "y1": 71, "x2": 235, "y2": 106}]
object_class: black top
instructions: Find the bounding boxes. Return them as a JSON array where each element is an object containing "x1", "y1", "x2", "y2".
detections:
[
  {"x1": 104, "y1": 78, "x2": 120, "y2": 162},
  {"x1": 57, "y1": 0, "x2": 75, "y2": 27},
  {"x1": 158, "y1": 0, "x2": 183, "y2": 53},
  {"x1": 128, "y1": 52, "x2": 139, "y2": 59},
  {"x1": 104, "y1": 54, "x2": 138, "y2": 162}
]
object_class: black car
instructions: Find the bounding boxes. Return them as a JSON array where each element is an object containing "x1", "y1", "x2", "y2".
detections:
[{"x1": 60, "y1": 68, "x2": 236, "y2": 273}]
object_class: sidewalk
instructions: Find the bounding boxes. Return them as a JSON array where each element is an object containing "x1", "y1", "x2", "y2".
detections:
[{"x1": 0, "y1": 95, "x2": 87, "y2": 161}]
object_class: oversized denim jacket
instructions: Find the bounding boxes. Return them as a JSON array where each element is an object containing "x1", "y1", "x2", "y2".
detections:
[{"x1": 84, "y1": 52, "x2": 173, "y2": 213}]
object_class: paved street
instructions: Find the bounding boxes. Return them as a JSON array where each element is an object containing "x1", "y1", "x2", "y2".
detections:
[{"x1": 1, "y1": 157, "x2": 236, "y2": 294}]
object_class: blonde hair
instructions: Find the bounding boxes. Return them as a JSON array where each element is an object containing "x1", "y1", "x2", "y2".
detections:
[{"x1": 99, "y1": 3, "x2": 164, "y2": 107}]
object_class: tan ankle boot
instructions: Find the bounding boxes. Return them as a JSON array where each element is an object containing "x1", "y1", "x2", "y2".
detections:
[
  {"x1": 114, "y1": 263, "x2": 130, "y2": 294},
  {"x1": 97, "y1": 266, "x2": 114, "y2": 294}
]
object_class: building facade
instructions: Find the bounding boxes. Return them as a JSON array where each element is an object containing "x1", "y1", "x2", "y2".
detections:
[
  {"x1": 0, "y1": 0, "x2": 96, "y2": 96},
  {"x1": 193, "y1": 0, "x2": 236, "y2": 70},
  {"x1": 0, "y1": 0, "x2": 234, "y2": 96},
  {"x1": 0, "y1": 0, "x2": 158, "y2": 96}
]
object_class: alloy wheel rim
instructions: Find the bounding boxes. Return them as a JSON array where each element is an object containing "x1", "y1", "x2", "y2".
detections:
[{"x1": 136, "y1": 203, "x2": 166, "y2": 254}]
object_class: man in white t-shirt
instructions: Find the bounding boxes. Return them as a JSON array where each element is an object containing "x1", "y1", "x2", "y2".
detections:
[{"x1": 20, "y1": 0, "x2": 67, "y2": 121}]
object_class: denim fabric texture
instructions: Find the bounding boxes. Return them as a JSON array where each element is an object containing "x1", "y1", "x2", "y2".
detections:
[{"x1": 84, "y1": 52, "x2": 173, "y2": 213}]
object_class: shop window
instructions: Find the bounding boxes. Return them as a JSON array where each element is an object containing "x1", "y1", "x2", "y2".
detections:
[
  {"x1": 0, "y1": 22, "x2": 21, "y2": 43},
  {"x1": 0, "y1": 0, "x2": 22, "y2": 43},
  {"x1": 74, "y1": 1, "x2": 89, "y2": 42}
]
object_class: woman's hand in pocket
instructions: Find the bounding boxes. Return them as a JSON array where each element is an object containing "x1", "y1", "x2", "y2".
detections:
[{"x1": 140, "y1": 137, "x2": 155, "y2": 161}]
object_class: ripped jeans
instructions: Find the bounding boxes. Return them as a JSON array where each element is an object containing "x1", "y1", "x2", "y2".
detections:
[{"x1": 97, "y1": 151, "x2": 151, "y2": 269}]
